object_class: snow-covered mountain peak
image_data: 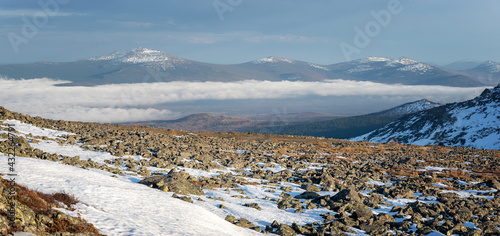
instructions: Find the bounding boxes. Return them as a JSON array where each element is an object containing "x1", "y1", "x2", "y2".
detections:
[
  {"x1": 353, "y1": 86, "x2": 500, "y2": 149},
  {"x1": 385, "y1": 57, "x2": 433, "y2": 73},
  {"x1": 85, "y1": 48, "x2": 188, "y2": 69},
  {"x1": 347, "y1": 56, "x2": 433, "y2": 74},
  {"x1": 253, "y1": 56, "x2": 295, "y2": 64},
  {"x1": 377, "y1": 99, "x2": 441, "y2": 116},
  {"x1": 87, "y1": 48, "x2": 184, "y2": 63},
  {"x1": 359, "y1": 56, "x2": 393, "y2": 63},
  {"x1": 475, "y1": 60, "x2": 500, "y2": 73},
  {"x1": 387, "y1": 57, "x2": 420, "y2": 66}
]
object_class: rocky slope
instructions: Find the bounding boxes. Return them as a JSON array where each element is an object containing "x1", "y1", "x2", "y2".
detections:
[
  {"x1": 1, "y1": 106, "x2": 500, "y2": 235},
  {"x1": 353, "y1": 85, "x2": 500, "y2": 150}
]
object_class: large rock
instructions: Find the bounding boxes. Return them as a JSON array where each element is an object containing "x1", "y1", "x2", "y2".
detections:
[
  {"x1": 300, "y1": 184, "x2": 321, "y2": 192},
  {"x1": 352, "y1": 204, "x2": 373, "y2": 222},
  {"x1": 139, "y1": 169, "x2": 204, "y2": 195},
  {"x1": 332, "y1": 186, "x2": 363, "y2": 203},
  {"x1": 277, "y1": 224, "x2": 296, "y2": 236},
  {"x1": 294, "y1": 191, "x2": 320, "y2": 199},
  {"x1": 13, "y1": 136, "x2": 31, "y2": 150},
  {"x1": 319, "y1": 174, "x2": 336, "y2": 191},
  {"x1": 374, "y1": 213, "x2": 395, "y2": 225},
  {"x1": 484, "y1": 179, "x2": 500, "y2": 189}
]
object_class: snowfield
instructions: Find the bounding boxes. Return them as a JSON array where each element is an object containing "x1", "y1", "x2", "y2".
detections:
[{"x1": 0, "y1": 155, "x2": 260, "y2": 236}]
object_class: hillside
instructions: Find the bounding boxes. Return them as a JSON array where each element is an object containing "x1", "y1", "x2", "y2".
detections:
[
  {"x1": 252, "y1": 99, "x2": 441, "y2": 139},
  {"x1": 353, "y1": 85, "x2": 500, "y2": 150},
  {"x1": 1, "y1": 106, "x2": 500, "y2": 235},
  {"x1": 123, "y1": 113, "x2": 268, "y2": 132},
  {"x1": 124, "y1": 112, "x2": 342, "y2": 133}
]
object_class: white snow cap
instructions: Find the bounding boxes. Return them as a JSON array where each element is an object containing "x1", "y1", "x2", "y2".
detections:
[
  {"x1": 85, "y1": 47, "x2": 186, "y2": 64},
  {"x1": 253, "y1": 56, "x2": 295, "y2": 64}
]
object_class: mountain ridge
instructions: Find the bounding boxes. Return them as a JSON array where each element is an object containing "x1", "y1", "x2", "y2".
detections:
[
  {"x1": 352, "y1": 84, "x2": 500, "y2": 150},
  {"x1": 1, "y1": 48, "x2": 498, "y2": 87}
]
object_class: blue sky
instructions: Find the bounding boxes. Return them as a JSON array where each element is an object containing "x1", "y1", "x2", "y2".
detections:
[{"x1": 1, "y1": 0, "x2": 499, "y2": 65}]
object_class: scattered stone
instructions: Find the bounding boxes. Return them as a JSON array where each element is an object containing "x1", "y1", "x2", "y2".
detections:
[
  {"x1": 225, "y1": 215, "x2": 236, "y2": 223},
  {"x1": 243, "y1": 203, "x2": 261, "y2": 211},
  {"x1": 235, "y1": 218, "x2": 255, "y2": 228},
  {"x1": 294, "y1": 191, "x2": 320, "y2": 199},
  {"x1": 301, "y1": 184, "x2": 321, "y2": 192}
]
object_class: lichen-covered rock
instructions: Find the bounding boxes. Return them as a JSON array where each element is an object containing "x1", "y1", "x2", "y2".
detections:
[
  {"x1": 276, "y1": 224, "x2": 295, "y2": 236},
  {"x1": 332, "y1": 186, "x2": 363, "y2": 203},
  {"x1": 234, "y1": 218, "x2": 255, "y2": 228},
  {"x1": 243, "y1": 203, "x2": 261, "y2": 211},
  {"x1": 300, "y1": 184, "x2": 321, "y2": 192},
  {"x1": 352, "y1": 204, "x2": 373, "y2": 222},
  {"x1": 139, "y1": 169, "x2": 204, "y2": 195},
  {"x1": 294, "y1": 191, "x2": 319, "y2": 199}
]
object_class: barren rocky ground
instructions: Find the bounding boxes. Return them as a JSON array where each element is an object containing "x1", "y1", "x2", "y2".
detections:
[{"x1": 1, "y1": 106, "x2": 499, "y2": 236}]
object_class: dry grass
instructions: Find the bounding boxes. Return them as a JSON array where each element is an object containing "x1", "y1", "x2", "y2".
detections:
[
  {"x1": 47, "y1": 217, "x2": 102, "y2": 235},
  {"x1": 437, "y1": 168, "x2": 471, "y2": 180},
  {"x1": 1, "y1": 179, "x2": 103, "y2": 235},
  {"x1": 53, "y1": 191, "x2": 79, "y2": 207}
]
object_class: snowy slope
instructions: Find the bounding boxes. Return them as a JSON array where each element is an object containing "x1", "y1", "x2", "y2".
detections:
[
  {"x1": 374, "y1": 99, "x2": 442, "y2": 117},
  {"x1": 352, "y1": 85, "x2": 500, "y2": 150},
  {"x1": 0, "y1": 119, "x2": 338, "y2": 235},
  {"x1": 2, "y1": 116, "x2": 498, "y2": 235},
  {"x1": 0, "y1": 155, "x2": 260, "y2": 236}
]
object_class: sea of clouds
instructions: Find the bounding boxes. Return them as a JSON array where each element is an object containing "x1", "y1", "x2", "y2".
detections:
[{"x1": 0, "y1": 77, "x2": 488, "y2": 123}]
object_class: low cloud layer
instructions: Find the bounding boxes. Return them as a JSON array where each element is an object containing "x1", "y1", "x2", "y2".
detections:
[{"x1": 0, "y1": 78, "x2": 488, "y2": 123}]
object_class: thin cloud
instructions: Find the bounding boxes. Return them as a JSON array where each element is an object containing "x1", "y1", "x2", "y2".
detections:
[
  {"x1": 0, "y1": 9, "x2": 85, "y2": 18},
  {"x1": 0, "y1": 78, "x2": 488, "y2": 123}
]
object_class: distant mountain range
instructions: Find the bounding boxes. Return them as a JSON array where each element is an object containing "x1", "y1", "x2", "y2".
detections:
[
  {"x1": 1, "y1": 48, "x2": 499, "y2": 87},
  {"x1": 441, "y1": 60, "x2": 484, "y2": 70},
  {"x1": 353, "y1": 84, "x2": 500, "y2": 150},
  {"x1": 124, "y1": 99, "x2": 442, "y2": 139}
]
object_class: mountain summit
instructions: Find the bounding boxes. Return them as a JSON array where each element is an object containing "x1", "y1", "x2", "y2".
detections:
[
  {"x1": 353, "y1": 85, "x2": 500, "y2": 149},
  {"x1": 371, "y1": 99, "x2": 441, "y2": 117},
  {"x1": 84, "y1": 47, "x2": 188, "y2": 69},
  {"x1": 252, "y1": 56, "x2": 296, "y2": 64},
  {"x1": 474, "y1": 60, "x2": 500, "y2": 74}
]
